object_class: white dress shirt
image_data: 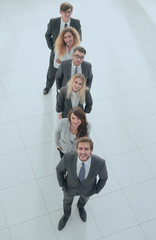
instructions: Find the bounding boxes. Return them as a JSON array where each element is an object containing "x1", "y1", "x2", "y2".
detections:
[
  {"x1": 54, "y1": 46, "x2": 75, "y2": 68},
  {"x1": 71, "y1": 62, "x2": 82, "y2": 76},
  {"x1": 77, "y1": 157, "x2": 91, "y2": 179},
  {"x1": 60, "y1": 18, "x2": 70, "y2": 32},
  {"x1": 71, "y1": 91, "x2": 79, "y2": 108}
]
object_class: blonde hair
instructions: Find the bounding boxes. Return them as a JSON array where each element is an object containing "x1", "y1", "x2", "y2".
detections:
[
  {"x1": 66, "y1": 73, "x2": 87, "y2": 104},
  {"x1": 54, "y1": 27, "x2": 80, "y2": 57}
]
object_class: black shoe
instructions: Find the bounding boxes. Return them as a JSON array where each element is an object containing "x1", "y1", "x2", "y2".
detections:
[
  {"x1": 43, "y1": 87, "x2": 49, "y2": 94},
  {"x1": 77, "y1": 205, "x2": 87, "y2": 222},
  {"x1": 58, "y1": 215, "x2": 68, "y2": 231}
]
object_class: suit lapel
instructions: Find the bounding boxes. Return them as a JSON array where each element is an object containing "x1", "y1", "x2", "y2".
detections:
[
  {"x1": 70, "y1": 18, "x2": 75, "y2": 27},
  {"x1": 73, "y1": 154, "x2": 80, "y2": 183},
  {"x1": 81, "y1": 62, "x2": 87, "y2": 75},
  {"x1": 83, "y1": 156, "x2": 95, "y2": 182},
  {"x1": 67, "y1": 61, "x2": 72, "y2": 78},
  {"x1": 66, "y1": 98, "x2": 73, "y2": 110}
]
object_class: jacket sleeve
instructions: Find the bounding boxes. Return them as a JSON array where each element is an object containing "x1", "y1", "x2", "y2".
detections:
[
  {"x1": 87, "y1": 122, "x2": 91, "y2": 136},
  {"x1": 77, "y1": 20, "x2": 82, "y2": 41},
  {"x1": 56, "y1": 156, "x2": 66, "y2": 187},
  {"x1": 56, "y1": 88, "x2": 66, "y2": 113},
  {"x1": 84, "y1": 90, "x2": 93, "y2": 113},
  {"x1": 55, "y1": 64, "x2": 64, "y2": 90},
  {"x1": 87, "y1": 64, "x2": 93, "y2": 89},
  {"x1": 55, "y1": 120, "x2": 62, "y2": 146},
  {"x1": 45, "y1": 20, "x2": 54, "y2": 50},
  {"x1": 96, "y1": 161, "x2": 108, "y2": 194}
]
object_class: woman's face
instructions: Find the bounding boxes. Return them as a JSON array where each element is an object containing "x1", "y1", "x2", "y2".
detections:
[
  {"x1": 70, "y1": 113, "x2": 82, "y2": 128},
  {"x1": 63, "y1": 32, "x2": 74, "y2": 46},
  {"x1": 72, "y1": 77, "x2": 83, "y2": 92}
]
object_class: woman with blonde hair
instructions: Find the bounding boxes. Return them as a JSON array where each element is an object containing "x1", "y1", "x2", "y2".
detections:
[
  {"x1": 56, "y1": 73, "x2": 93, "y2": 119},
  {"x1": 54, "y1": 27, "x2": 80, "y2": 68},
  {"x1": 55, "y1": 107, "x2": 91, "y2": 158}
]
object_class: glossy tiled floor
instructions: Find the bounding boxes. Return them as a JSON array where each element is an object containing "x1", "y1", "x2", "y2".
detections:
[{"x1": 0, "y1": 0, "x2": 156, "y2": 239}]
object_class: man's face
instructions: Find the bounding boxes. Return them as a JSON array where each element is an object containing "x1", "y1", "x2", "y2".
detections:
[
  {"x1": 72, "y1": 50, "x2": 85, "y2": 66},
  {"x1": 60, "y1": 8, "x2": 72, "y2": 23},
  {"x1": 77, "y1": 142, "x2": 93, "y2": 162}
]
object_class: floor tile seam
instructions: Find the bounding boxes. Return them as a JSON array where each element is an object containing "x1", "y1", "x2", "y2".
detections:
[
  {"x1": 108, "y1": 96, "x2": 153, "y2": 122},
  {"x1": 105, "y1": 143, "x2": 156, "y2": 158},
  {"x1": 87, "y1": 203, "x2": 104, "y2": 239},
  {"x1": 91, "y1": 128, "x2": 138, "y2": 158},
  {"x1": 137, "y1": 148, "x2": 156, "y2": 178},
  {"x1": 0, "y1": 199, "x2": 13, "y2": 239},
  {"x1": 105, "y1": 156, "x2": 155, "y2": 190},
  {"x1": 98, "y1": 224, "x2": 147, "y2": 240},
  {"x1": 32, "y1": 176, "x2": 59, "y2": 238},
  {"x1": 137, "y1": 88, "x2": 156, "y2": 115},
  {"x1": 137, "y1": 43, "x2": 156, "y2": 65},
  {"x1": 14, "y1": 112, "x2": 52, "y2": 123},
  {"x1": 122, "y1": 122, "x2": 156, "y2": 155},
  {"x1": 89, "y1": 178, "x2": 156, "y2": 200},
  {"x1": 107, "y1": 146, "x2": 156, "y2": 179},
  {"x1": 4, "y1": 213, "x2": 51, "y2": 230},
  {"x1": 0, "y1": 179, "x2": 38, "y2": 193},
  {"x1": 90, "y1": 131, "x2": 108, "y2": 159},
  {"x1": 0, "y1": 113, "x2": 53, "y2": 127},
  {"x1": 110, "y1": 44, "x2": 150, "y2": 69},
  {"x1": 2, "y1": 88, "x2": 44, "y2": 98},
  {"x1": 0, "y1": 139, "x2": 55, "y2": 158},
  {"x1": 122, "y1": 190, "x2": 155, "y2": 240},
  {"x1": 3, "y1": 97, "x2": 54, "y2": 156}
]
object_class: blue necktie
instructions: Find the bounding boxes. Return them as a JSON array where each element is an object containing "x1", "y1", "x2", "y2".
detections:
[
  {"x1": 64, "y1": 23, "x2": 67, "y2": 28},
  {"x1": 79, "y1": 163, "x2": 85, "y2": 182}
]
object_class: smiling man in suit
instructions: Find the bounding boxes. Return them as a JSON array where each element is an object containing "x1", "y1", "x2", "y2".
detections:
[
  {"x1": 56, "y1": 137, "x2": 108, "y2": 231},
  {"x1": 43, "y1": 2, "x2": 82, "y2": 94},
  {"x1": 56, "y1": 46, "x2": 93, "y2": 94}
]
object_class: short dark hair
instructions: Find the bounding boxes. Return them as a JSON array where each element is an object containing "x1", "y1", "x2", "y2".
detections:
[
  {"x1": 77, "y1": 137, "x2": 93, "y2": 150},
  {"x1": 73, "y1": 46, "x2": 86, "y2": 55},
  {"x1": 60, "y1": 2, "x2": 73, "y2": 11}
]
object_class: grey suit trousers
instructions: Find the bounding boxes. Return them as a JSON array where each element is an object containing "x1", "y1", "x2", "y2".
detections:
[{"x1": 63, "y1": 191, "x2": 89, "y2": 218}]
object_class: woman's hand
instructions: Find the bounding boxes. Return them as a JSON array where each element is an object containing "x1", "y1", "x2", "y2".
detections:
[
  {"x1": 57, "y1": 145, "x2": 62, "y2": 151},
  {"x1": 58, "y1": 113, "x2": 62, "y2": 119},
  {"x1": 56, "y1": 58, "x2": 61, "y2": 64}
]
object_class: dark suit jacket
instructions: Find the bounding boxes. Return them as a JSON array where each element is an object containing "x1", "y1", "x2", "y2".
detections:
[
  {"x1": 55, "y1": 59, "x2": 93, "y2": 90},
  {"x1": 56, "y1": 86, "x2": 93, "y2": 118},
  {"x1": 56, "y1": 152, "x2": 108, "y2": 197},
  {"x1": 45, "y1": 17, "x2": 82, "y2": 52}
]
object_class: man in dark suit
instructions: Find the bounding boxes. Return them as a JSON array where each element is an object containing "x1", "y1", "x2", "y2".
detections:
[
  {"x1": 43, "y1": 2, "x2": 82, "y2": 94},
  {"x1": 56, "y1": 137, "x2": 108, "y2": 230},
  {"x1": 56, "y1": 46, "x2": 93, "y2": 93}
]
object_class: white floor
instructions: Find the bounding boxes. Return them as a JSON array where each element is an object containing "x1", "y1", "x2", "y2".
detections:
[{"x1": 0, "y1": 0, "x2": 156, "y2": 239}]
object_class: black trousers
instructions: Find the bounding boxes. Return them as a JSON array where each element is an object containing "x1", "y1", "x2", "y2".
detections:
[
  {"x1": 63, "y1": 191, "x2": 89, "y2": 218},
  {"x1": 46, "y1": 52, "x2": 57, "y2": 89}
]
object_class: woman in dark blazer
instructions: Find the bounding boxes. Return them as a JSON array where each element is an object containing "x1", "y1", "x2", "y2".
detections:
[{"x1": 56, "y1": 73, "x2": 93, "y2": 119}]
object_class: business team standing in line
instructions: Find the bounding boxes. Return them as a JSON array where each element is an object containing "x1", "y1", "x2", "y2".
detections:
[{"x1": 44, "y1": 2, "x2": 108, "y2": 231}]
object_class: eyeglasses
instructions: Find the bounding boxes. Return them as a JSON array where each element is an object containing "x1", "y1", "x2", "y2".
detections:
[
  {"x1": 63, "y1": 10, "x2": 72, "y2": 14},
  {"x1": 73, "y1": 55, "x2": 85, "y2": 60}
]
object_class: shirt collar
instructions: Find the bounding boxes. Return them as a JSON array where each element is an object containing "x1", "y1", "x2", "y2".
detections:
[
  {"x1": 72, "y1": 61, "x2": 81, "y2": 68},
  {"x1": 61, "y1": 18, "x2": 70, "y2": 26},
  {"x1": 77, "y1": 156, "x2": 91, "y2": 165}
]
